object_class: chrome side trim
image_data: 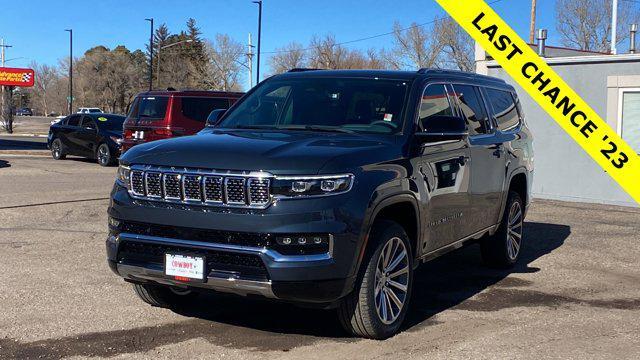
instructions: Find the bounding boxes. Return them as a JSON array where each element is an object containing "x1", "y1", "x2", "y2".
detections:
[
  {"x1": 117, "y1": 264, "x2": 276, "y2": 299},
  {"x1": 419, "y1": 225, "x2": 497, "y2": 262}
]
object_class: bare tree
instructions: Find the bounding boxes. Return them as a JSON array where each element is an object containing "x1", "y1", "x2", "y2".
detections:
[
  {"x1": 268, "y1": 42, "x2": 306, "y2": 74},
  {"x1": 388, "y1": 21, "x2": 443, "y2": 69},
  {"x1": 556, "y1": 0, "x2": 640, "y2": 52},
  {"x1": 28, "y1": 61, "x2": 59, "y2": 116},
  {"x1": 205, "y1": 34, "x2": 245, "y2": 91},
  {"x1": 435, "y1": 17, "x2": 475, "y2": 72}
]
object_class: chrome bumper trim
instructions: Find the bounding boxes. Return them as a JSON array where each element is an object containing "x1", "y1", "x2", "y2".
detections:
[
  {"x1": 118, "y1": 232, "x2": 333, "y2": 262},
  {"x1": 117, "y1": 264, "x2": 276, "y2": 299}
]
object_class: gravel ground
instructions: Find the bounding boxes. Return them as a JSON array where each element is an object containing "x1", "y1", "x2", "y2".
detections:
[{"x1": 0, "y1": 156, "x2": 639, "y2": 359}]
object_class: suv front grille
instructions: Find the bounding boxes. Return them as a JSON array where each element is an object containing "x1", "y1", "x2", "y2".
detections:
[{"x1": 128, "y1": 166, "x2": 272, "y2": 208}]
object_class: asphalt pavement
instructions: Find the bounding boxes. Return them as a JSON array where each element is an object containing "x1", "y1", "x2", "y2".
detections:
[{"x1": 0, "y1": 156, "x2": 639, "y2": 359}]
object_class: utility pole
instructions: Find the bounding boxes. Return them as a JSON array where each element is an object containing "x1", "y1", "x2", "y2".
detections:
[
  {"x1": 65, "y1": 29, "x2": 73, "y2": 115},
  {"x1": 253, "y1": 1, "x2": 262, "y2": 85},
  {"x1": 611, "y1": 0, "x2": 619, "y2": 54},
  {"x1": 145, "y1": 18, "x2": 154, "y2": 91},
  {"x1": 0, "y1": 39, "x2": 13, "y2": 132},
  {"x1": 529, "y1": 0, "x2": 537, "y2": 44},
  {"x1": 247, "y1": 33, "x2": 255, "y2": 88}
]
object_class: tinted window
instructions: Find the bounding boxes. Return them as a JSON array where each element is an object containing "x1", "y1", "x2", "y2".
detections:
[
  {"x1": 486, "y1": 88, "x2": 520, "y2": 131},
  {"x1": 451, "y1": 84, "x2": 489, "y2": 135},
  {"x1": 128, "y1": 96, "x2": 169, "y2": 119},
  {"x1": 418, "y1": 84, "x2": 453, "y2": 131},
  {"x1": 219, "y1": 78, "x2": 409, "y2": 134},
  {"x1": 95, "y1": 114, "x2": 126, "y2": 131},
  {"x1": 81, "y1": 116, "x2": 96, "y2": 129},
  {"x1": 181, "y1": 97, "x2": 229, "y2": 122},
  {"x1": 66, "y1": 115, "x2": 81, "y2": 126}
]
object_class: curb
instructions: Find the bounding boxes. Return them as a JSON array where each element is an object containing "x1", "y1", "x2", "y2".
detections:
[
  {"x1": 0, "y1": 133, "x2": 48, "y2": 138},
  {"x1": 0, "y1": 150, "x2": 50, "y2": 157}
]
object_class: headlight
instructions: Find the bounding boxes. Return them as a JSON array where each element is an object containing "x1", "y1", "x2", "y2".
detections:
[
  {"x1": 116, "y1": 165, "x2": 131, "y2": 189},
  {"x1": 272, "y1": 174, "x2": 353, "y2": 198}
]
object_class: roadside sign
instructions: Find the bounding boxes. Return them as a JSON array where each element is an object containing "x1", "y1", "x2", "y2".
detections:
[
  {"x1": 435, "y1": 0, "x2": 640, "y2": 204},
  {"x1": 0, "y1": 67, "x2": 35, "y2": 87}
]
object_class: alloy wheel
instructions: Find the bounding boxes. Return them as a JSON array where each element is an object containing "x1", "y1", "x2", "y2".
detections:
[
  {"x1": 52, "y1": 141, "x2": 61, "y2": 158},
  {"x1": 374, "y1": 236, "x2": 410, "y2": 325},
  {"x1": 506, "y1": 201, "x2": 523, "y2": 260},
  {"x1": 98, "y1": 145, "x2": 109, "y2": 165}
]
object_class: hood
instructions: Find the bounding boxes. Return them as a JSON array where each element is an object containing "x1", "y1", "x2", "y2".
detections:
[{"x1": 120, "y1": 129, "x2": 398, "y2": 175}]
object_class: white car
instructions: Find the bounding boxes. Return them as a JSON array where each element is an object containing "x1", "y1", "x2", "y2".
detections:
[
  {"x1": 77, "y1": 107, "x2": 103, "y2": 114},
  {"x1": 50, "y1": 116, "x2": 66, "y2": 125}
]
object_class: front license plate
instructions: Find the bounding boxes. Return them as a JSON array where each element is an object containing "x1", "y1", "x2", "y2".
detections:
[{"x1": 165, "y1": 254, "x2": 205, "y2": 280}]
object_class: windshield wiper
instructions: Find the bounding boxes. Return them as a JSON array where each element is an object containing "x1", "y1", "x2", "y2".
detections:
[
  {"x1": 277, "y1": 125, "x2": 356, "y2": 134},
  {"x1": 233, "y1": 124, "x2": 280, "y2": 130}
]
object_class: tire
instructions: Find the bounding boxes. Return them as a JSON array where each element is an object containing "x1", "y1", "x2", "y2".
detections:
[
  {"x1": 51, "y1": 138, "x2": 66, "y2": 160},
  {"x1": 481, "y1": 191, "x2": 524, "y2": 268},
  {"x1": 96, "y1": 143, "x2": 113, "y2": 167},
  {"x1": 132, "y1": 283, "x2": 196, "y2": 309},
  {"x1": 337, "y1": 220, "x2": 414, "y2": 339}
]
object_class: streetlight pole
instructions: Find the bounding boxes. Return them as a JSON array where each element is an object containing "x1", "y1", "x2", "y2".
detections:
[
  {"x1": 64, "y1": 29, "x2": 73, "y2": 115},
  {"x1": 157, "y1": 39, "x2": 192, "y2": 89},
  {"x1": 253, "y1": 1, "x2": 262, "y2": 85},
  {"x1": 247, "y1": 33, "x2": 255, "y2": 88},
  {"x1": 145, "y1": 18, "x2": 154, "y2": 91}
]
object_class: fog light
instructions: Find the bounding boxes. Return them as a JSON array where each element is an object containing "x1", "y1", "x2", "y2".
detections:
[
  {"x1": 297, "y1": 237, "x2": 307, "y2": 244},
  {"x1": 281, "y1": 237, "x2": 292, "y2": 245},
  {"x1": 313, "y1": 236, "x2": 323, "y2": 244},
  {"x1": 291, "y1": 181, "x2": 311, "y2": 193}
]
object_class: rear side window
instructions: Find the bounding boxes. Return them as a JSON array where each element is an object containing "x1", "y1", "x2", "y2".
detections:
[
  {"x1": 81, "y1": 116, "x2": 96, "y2": 129},
  {"x1": 66, "y1": 115, "x2": 81, "y2": 126},
  {"x1": 128, "y1": 96, "x2": 169, "y2": 119},
  {"x1": 451, "y1": 84, "x2": 489, "y2": 135},
  {"x1": 418, "y1": 84, "x2": 453, "y2": 131},
  {"x1": 486, "y1": 88, "x2": 520, "y2": 131},
  {"x1": 181, "y1": 97, "x2": 230, "y2": 122}
]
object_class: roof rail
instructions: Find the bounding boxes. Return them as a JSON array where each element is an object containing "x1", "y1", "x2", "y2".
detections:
[{"x1": 287, "y1": 68, "x2": 325, "y2": 72}]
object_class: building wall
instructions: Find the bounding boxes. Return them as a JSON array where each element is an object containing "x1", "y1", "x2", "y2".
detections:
[{"x1": 483, "y1": 57, "x2": 640, "y2": 207}]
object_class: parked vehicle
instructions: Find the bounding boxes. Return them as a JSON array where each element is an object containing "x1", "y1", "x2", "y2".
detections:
[
  {"x1": 120, "y1": 90, "x2": 243, "y2": 153},
  {"x1": 48, "y1": 113, "x2": 126, "y2": 166},
  {"x1": 77, "y1": 107, "x2": 103, "y2": 114},
  {"x1": 107, "y1": 69, "x2": 533, "y2": 339},
  {"x1": 15, "y1": 107, "x2": 33, "y2": 116}
]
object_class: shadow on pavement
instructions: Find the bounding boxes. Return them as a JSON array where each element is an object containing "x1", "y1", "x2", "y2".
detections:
[
  {"x1": 0, "y1": 159, "x2": 10, "y2": 168},
  {"x1": 0, "y1": 137, "x2": 48, "y2": 151},
  {"x1": 0, "y1": 221, "x2": 572, "y2": 358}
]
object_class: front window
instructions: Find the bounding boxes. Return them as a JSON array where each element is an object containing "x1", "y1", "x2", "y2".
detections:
[{"x1": 217, "y1": 77, "x2": 409, "y2": 134}]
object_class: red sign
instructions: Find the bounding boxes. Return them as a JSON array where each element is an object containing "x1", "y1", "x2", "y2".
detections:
[{"x1": 0, "y1": 67, "x2": 35, "y2": 87}]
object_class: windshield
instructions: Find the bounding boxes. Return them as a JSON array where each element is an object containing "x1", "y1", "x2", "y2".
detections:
[
  {"x1": 96, "y1": 115, "x2": 126, "y2": 131},
  {"x1": 217, "y1": 77, "x2": 409, "y2": 134},
  {"x1": 128, "y1": 96, "x2": 169, "y2": 120}
]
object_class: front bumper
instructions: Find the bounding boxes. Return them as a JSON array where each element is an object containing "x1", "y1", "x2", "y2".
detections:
[{"x1": 106, "y1": 183, "x2": 366, "y2": 304}]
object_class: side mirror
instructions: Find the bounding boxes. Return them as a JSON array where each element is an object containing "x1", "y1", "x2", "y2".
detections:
[
  {"x1": 205, "y1": 109, "x2": 227, "y2": 127},
  {"x1": 416, "y1": 115, "x2": 468, "y2": 142}
]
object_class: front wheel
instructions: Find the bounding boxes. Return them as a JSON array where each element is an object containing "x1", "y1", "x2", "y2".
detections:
[
  {"x1": 51, "y1": 138, "x2": 66, "y2": 160},
  {"x1": 132, "y1": 283, "x2": 197, "y2": 309},
  {"x1": 481, "y1": 191, "x2": 524, "y2": 267},
  {"x1": 96, "y1": 143, "x2": 114, "y2": 167},
  {"x1": 337, "y1": 220, "x2": 413, "y2": 339}
]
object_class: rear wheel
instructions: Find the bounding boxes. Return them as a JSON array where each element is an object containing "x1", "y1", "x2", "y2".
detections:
[
  {"x1": 481, "y1": 191, "x2": 524, "y2": 267},
  {"x1": 96, "y1": 143, "x2": 113, "y2": 167},
  {"x1": 51, "y1": 138, "x2": 66, "y2": 160},
  {"x1": 337, "y1": 220, "x2": 413, "y2": 339},
  {"x1": 132, "y1": 283, "x2": 197, "y2": 309}
]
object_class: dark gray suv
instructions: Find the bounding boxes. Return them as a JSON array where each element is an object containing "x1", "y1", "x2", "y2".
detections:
[{"x1": 107, "y1": 68, "x2": 533, "y2": 339}]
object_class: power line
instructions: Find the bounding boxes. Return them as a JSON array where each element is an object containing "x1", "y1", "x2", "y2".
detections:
[{"x1": 260, "y1": 0, "x2": 506, "y2": 55}]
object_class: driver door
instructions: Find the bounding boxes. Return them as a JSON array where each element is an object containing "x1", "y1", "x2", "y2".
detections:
[{"x1": 417, "y1": 83, "x2": 472, "y2": 252}]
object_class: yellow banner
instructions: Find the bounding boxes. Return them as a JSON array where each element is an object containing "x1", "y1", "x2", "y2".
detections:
[{"x1": 435, "y1": 0, "x2": 640, "y2": 204}]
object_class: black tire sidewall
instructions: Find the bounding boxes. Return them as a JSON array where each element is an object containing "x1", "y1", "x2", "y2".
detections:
[
  {"x1": 357, "y1": 221, "x2": 414, "y2": 338},
  {"x1": 51, "y1": 139, "x2": 64, "y2": 160}
]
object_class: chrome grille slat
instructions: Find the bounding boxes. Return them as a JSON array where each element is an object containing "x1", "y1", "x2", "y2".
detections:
[{"x1": 128, "y1": 166, "x2": 272, "y2": 209}]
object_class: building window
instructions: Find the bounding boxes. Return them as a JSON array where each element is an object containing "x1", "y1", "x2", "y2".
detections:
[{"x1": 618, "y1": 88, "x2": 640, "y2": 153}]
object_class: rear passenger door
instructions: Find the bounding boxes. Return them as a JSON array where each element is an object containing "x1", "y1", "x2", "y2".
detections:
[
  {"x1": 77, "y1": 116, "x2": 100, "y2": 155},
  {"x1": 451, "y1": 84, "x2": 506, "y2": 234},
  {"x1": 59, "y1": 115, "x2": 82, "y2": 154}
]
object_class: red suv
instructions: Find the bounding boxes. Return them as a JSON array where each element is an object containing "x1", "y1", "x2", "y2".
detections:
[{"x1": 121, "y1": 90, "x2": 243, "y2": 153}]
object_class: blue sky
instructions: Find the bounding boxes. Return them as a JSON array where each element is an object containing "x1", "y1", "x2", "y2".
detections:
[{"x1": 0, "y1": 0, "x2": 561, "y2": 86}]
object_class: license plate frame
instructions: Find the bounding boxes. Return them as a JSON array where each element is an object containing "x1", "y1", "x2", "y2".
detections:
[{"x1": 164, "y1": 253, "x2": 206, "y2": 282}]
